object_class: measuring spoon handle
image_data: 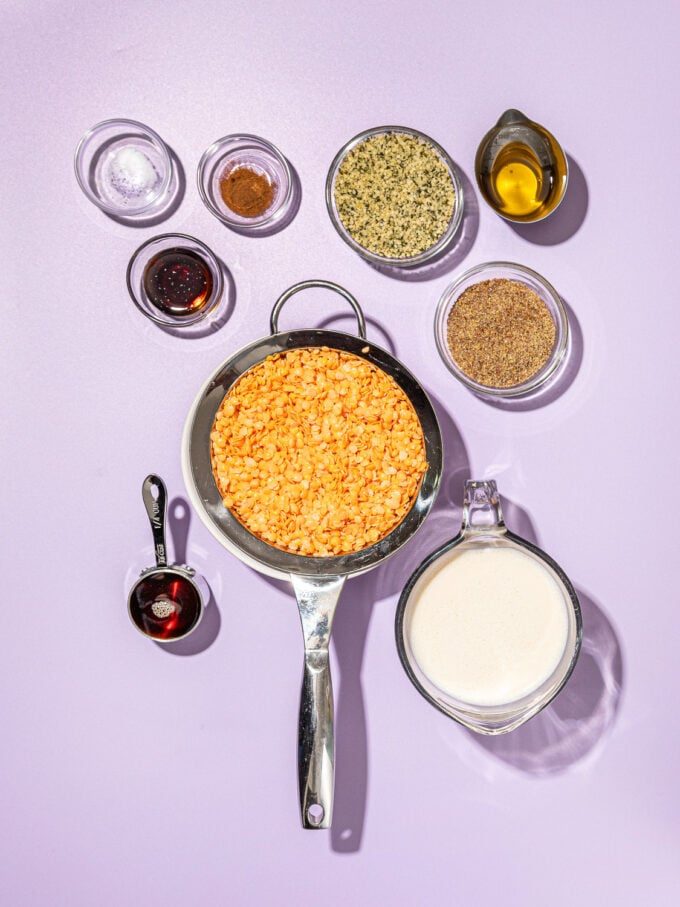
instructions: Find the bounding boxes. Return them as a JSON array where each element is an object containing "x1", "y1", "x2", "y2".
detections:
[{"x1": 142, "y1": 474, "x2": 168, "y2": 568}]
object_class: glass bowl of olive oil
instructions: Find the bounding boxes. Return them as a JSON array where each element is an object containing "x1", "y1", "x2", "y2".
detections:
[{"x1": 475, "y1": 110, "x2": 568, "y2": 223}]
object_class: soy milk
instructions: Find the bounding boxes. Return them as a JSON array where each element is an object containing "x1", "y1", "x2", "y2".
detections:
[{"x1": 407, "y1": 546, "x2": 569, "y2": 707}]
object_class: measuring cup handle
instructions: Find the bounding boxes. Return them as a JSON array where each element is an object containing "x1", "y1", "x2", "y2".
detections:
[
  {"x1": 462, "y1": 479, "x2": 507, "y2": 535},
  {"x1": 142, "y1": 474, "x2": 169, "y2": 568},
  {"x1": 269, "y1": 279, "x2": 367, "y2": 339}
]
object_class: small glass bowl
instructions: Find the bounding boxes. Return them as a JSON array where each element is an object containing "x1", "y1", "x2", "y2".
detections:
[
  {"x1": 126, "y1": 233, "x2": 223, "y2": 328},
  {"x1": 74, "y1": 118, "x2": 174, "y2": 217},
  {"x1": 325, "y1": 125, "x2": 464, "y2": 269},
  {"x1": 434, "y1": 261, "x2": 569, "y2": 399},
  {"x1": 197, "y1": 134, "x2": 293, "y2": 233}
]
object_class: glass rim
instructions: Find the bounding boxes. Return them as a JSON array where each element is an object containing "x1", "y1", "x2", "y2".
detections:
[
  {"x1": 474, "y1": 121, "x2": 570, "y2": 223},
  {"x1": 126, "y1": 232, "x2": 224, "y2": 327},
  {"x1": 434, "y1": 260, "x2": 570, "y2": 398},
  {"x1": 325, "y1": 124, "x2": 465, "y2": 268},
  {"x1": 395, "y1": 530, "x2": 583, "y2": 730},
  {"x1": 196, "y1": 133, "x2": 293, "y2": 229},
  {"x1": 74, "y1": 117, "x2": 173, "y2": 216}
]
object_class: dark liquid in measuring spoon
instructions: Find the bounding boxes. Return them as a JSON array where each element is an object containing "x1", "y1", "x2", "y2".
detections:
[
  {"x1": 129, "y1": 571, "x2": 202, "y2": 640},
  {"x1": 143, "y1": 248, "x2": 213, "y2": 317}
]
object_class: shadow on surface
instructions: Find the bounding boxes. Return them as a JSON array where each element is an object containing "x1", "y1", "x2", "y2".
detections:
[
  {"x1": 105, "y1": 146, "x2": 186, "y2": 228},
  {"x1": 155, "y1": 497, "x2": 221, "y2": 655},
  {"x1": 468, "y1": 503, "x2": 623, "y2": 775},
  {"x1": 158, "y1": 259, "x2": 237, "y2": 340},
  {"x1": 257, "y1": 393, "x2": 470, "y2": 852},
  {"x1": 332, "y1": 395, "x2": 470, "y2": 853},
  {"x1": 228, "y1": 161, "x2": 302, "y2": 238},
  {"x1": 370, "y1": 165, "x2": 479, "y2": 282},
  {"x1": 506, "y1": 155, "x2": 588, "y2": 246},
  {"x1": 316, "y1": 313, "x2": 397, "y2": 355},
  {"x1": 482, "y1": 299, "x2": 584, "y2": 412}
]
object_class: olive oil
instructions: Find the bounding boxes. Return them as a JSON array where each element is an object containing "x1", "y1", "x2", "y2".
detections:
[{"x1": 475, "y1": 110, "x2": 568, "y2": 223}]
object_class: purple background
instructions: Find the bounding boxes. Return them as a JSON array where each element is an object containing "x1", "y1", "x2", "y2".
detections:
[{"x1": 2, "y1": 1, "x2": 679, "y2": 904}]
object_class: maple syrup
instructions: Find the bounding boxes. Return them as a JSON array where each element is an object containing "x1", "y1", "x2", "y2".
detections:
[
  {"x1": 143, "y1": 247, "x2": 213, "y2": 318},
  {"x1": 129, "y1": 569, "x2": 202, "y2": 641}
]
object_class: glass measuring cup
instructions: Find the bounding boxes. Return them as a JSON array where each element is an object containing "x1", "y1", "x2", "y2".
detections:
[
  {"x1": 127, "y1": 475, "x2": 210, "y2": 643},
  {"x1": 475, "y1": 109, "x2": 568, "y2": 223},
  {"x1": 395, "y1": 481, "x2": 582, "y2": 734}
]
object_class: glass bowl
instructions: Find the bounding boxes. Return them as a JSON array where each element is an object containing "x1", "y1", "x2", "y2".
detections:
[
  {"x1": 126, "y1": 233, "x2": 224, "y2": 328},
  {"x1": 197, "y1": 134, "x2": 293, "y2": 233},
  {"x1": 74, "y1": 118, "x2": 174, "y2": 217},
  {"x1": 325, "y1": 125, "x2": 464, "y2": 269},
  {"x1": 434, "y1": 261, "x2": 569, "y2": 399}
]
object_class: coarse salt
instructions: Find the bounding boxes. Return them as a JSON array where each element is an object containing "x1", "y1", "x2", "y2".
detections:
[{"x1": 107, "y1": 146, "x2": 159, "y2": 199}]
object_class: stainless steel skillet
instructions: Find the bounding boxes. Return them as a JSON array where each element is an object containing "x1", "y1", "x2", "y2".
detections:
[{"x1": 182, "y1": 280, "x2": 442, "y2": 828}]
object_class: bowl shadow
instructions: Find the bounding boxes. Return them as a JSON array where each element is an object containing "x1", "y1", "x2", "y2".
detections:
[
  {"x1": 482, "y1": 298, "x2": 584, "y2": 412},
  {"x1": 506, "y1": 155, "x2": 588, "y2": 246},
  {"x1": 105, "y1": 146, "x2": 186, "y2": 228},
  {"x1": 369, "y1": 164, "x2": 479, "y2": 282},
  {"x1": 468, "y1": 500, "x2": 623, "y2": 775},
  {"x1": 225, "y1": 160, "x2": 302, "y2": 238}
]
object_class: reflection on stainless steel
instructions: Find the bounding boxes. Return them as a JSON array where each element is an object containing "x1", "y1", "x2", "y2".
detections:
[{"x1": 183, "y1": 280, "x2": 443, "y2": 829}]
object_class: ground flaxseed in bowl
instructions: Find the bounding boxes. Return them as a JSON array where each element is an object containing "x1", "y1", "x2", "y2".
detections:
[
  {"x1": 434, "y1": 263, "x2": 572, "y2": 400},
  {"x1": 329, "y1": 128, "x2": 461, "y2": 263},
  {"x1": 210, "y1": 347, "x2": 428, "y2": 557},
  {"x1": 445, "y1": 278, "x2": 556, "y2": 388}
]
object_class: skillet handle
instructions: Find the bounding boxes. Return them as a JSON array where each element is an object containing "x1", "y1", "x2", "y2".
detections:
[
  {"x1": 298, "y1": 649, "x2": 335, "y2": 829},
  {"x1": 270, "y1": 280, "x2": 367, "y2": 339},
  {"x1": 291, "y1": 574, "x2": 345, "y2": 829}
]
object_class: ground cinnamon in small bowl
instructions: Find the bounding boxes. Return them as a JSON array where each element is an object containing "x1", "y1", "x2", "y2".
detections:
[
  {"x1": 219, "y1": 166, "x2": 276, "y2": 218},
  {"x1": 446, "y1": 278, "x2": 556, "y2": 388}
]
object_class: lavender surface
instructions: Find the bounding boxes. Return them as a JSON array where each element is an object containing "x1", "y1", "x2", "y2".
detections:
[{"x1": 2, "y1": 1, "x2": 679, "y2": 904}]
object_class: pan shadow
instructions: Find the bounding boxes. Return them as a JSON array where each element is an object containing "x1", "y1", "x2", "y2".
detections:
[
  {"x1": 316, "y1": 313, "x2": 397, "y2": 355},
  {"x1": 468, "y1": 501, "x2": 624, "y2": 774},
  {"x1": 256, "y1": 392, "x2": 470, "y2": 852},
  {"x1": 155, "y1": 497, "x2": 221, "y2": 656}
]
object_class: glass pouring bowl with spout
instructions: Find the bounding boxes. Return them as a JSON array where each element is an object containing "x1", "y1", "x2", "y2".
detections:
[{"x1": 395, "y1": 480, "x2": 582, "y2": 734}]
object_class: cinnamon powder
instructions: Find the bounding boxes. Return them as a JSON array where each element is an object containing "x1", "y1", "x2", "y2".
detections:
[{"x1": 219, "y1": 166, "x2": 275, "y2": 218}]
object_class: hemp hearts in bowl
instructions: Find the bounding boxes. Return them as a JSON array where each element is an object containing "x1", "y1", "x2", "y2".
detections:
[{"x1": 327, "y1": 127, "x2": 463, "y2": 266}]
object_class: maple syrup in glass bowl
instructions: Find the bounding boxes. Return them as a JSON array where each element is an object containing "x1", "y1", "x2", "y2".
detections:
[{"x1": 127, "y1": 233, "x2": 223, "y2": 327}]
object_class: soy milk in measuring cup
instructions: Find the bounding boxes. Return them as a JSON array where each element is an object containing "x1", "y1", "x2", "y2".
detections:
[
  {"x1": 408, "y1": 546, "x2": 569, "y2": 706},
  {"x1": 396, "y1": 481, "x2": 582, "y2": 734}
]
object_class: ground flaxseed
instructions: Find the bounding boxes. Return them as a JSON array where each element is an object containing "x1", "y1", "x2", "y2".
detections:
[
  {"x1": 446, "y1": 279, "x2": 556, "y2": 387},
  {"x1": 333, "y1": 132, "x2": 455, "y2": 259}
]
